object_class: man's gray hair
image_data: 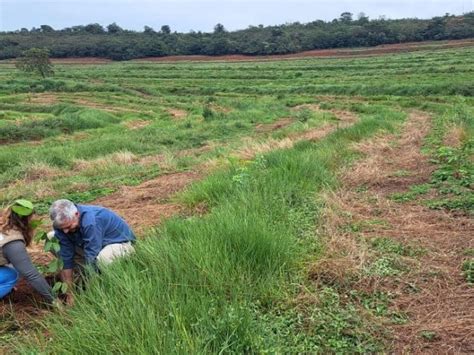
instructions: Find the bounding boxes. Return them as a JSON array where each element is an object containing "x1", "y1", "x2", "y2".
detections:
[{"x1": 50, "y1": 199, "x2": 78, "y2": 228}]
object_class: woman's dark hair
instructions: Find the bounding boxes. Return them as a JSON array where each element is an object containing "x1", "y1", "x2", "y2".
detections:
[{"x1": 3, "y1": 210, "x2": 33, "y2": 246}]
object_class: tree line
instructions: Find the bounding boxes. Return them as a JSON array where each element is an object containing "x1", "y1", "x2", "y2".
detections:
[{"x1": 1, "y1": 12, "x2": 473, "y2": 60}]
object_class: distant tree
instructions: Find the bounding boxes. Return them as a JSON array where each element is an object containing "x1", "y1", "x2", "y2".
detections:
[
  {"x1": 340, "y1": 12, "x2": 353, "y2": 23},
  {"x1": 357, "y1": 12, "x2": 369, "y2": 24},
  {"x1": 84, "y1": 23, "x2": 105, "y2": 34},
  {"x1": 160, "y1": 25, "x2": 171, "y2": 34},
  {"x1": 70, "y1": 25, "x2": 85, "y2": 33},
  {"x1": 20, "y1": 28, "x2": 29, "y2": 33},
  {"x1": 144, "y1": 25, "x2": 155, "y2": 34},
  {"x1": 15, "y1": 48, "x2": 54, "y2": 78},
  {"x1": 214, "y1": 23, "x2": 226, "y2": 34},
  {"x1": 40, "y1": 25, "x2": 54, "y2": 33},
  {"x1": 107, "y1": 22, "x2": 123, "y2": 34}
]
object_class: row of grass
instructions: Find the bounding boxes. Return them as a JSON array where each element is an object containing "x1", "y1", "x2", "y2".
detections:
[{"x1": 18, "y1": 107, "x2": 405, "y2": 353}]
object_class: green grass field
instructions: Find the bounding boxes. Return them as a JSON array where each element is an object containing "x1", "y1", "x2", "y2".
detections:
[{"x1": 1, "y1": 45, "x2": 473, "y2": 353}]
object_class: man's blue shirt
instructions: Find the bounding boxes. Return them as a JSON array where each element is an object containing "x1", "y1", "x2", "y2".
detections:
[{"x1": 54, "y1": 205, "x2": 135, "y2": 269}]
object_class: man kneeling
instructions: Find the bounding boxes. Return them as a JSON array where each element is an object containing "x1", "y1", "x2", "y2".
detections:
[{"x1": 49, "y1": 199, "x2": 135, "y2": 304}]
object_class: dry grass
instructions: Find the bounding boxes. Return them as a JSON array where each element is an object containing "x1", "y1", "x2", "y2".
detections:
[
  {"x1": 26, "y1": 93, "x2": 59, "y2": 105},
  {"x1": 73, "y1": 151, "x2": 138, "y2": 171},
  {"x1": 235, "y1": 109, "x2": 358, "y2": 161},
  {"x1": 345, "y1": 111, "x2": 433, "y2": 192},
  {"x1": 443, "y1": 124, "x2": 467, "y2": 148},
  {"x1": 22, "y1": 162, "x2": 62, "y2": 182},
  {"x1": 166, "y1": 108, "x2": 187, "y2": 120},
  {"x1": 123, "y1": 119, "x2": 151, "y2": 130},
  {"x1": 255, "y1": 117, "x2": 294, "y2": 133},
  {"x1": 313, "y1": 110, "x2": 474, "y2": 353}
]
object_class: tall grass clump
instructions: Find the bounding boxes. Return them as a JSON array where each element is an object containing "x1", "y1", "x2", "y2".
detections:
[{"x1": 18, "y1": 109, "x2": 405, "y2": 353}]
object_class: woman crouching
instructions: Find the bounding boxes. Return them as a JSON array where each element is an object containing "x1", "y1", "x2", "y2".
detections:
[{"x1": 0, "y1": 200, "x2": 54, "y2": 303}]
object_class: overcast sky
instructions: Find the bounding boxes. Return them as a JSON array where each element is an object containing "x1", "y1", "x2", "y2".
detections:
[{"x1": 1, "y1": 0, "x2": 472, "y2": 32}]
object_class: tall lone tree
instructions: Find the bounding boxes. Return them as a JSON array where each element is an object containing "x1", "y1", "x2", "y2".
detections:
[{"x1": 15, "y1": 48, "x2": 54, "y2": 78}]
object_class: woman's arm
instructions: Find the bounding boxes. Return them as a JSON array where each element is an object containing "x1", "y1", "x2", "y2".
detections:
[{"x1": 3, "y1": 240, "x2": 55, "y2": 303}]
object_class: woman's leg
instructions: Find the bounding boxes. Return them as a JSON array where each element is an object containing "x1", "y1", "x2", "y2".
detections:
[{"x1": 0, "y1": 266, "x2": 19, "y2": 299}]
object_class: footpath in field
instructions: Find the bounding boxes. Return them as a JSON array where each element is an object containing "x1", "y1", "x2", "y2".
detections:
[{"x1": 325, "y1": 111, "x2": 473, "y2": 352}]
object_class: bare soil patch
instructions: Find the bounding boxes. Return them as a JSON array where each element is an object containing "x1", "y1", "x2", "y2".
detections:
[
  {"x1": 50, "y1": 57, "x2": 112, "y2": 64},
  {"x1": 166, "y1": 108, "x2": 187, "y2": 120},
  {"x1": 73, "y1": 98, "x2": 123, "y2": 113},
  {"x1": 133, "y1": 39, "x2": 474, "y2": 63},
  {"x1": 26, "y1": 93, "x2": 59, "y2": 105},
  {"x1": 319, "y1": 111, "x2": 474, "y2": 353},
  {"x1": 255, "y1": 117, "x2": 294, "y2": 133},
  {"x1": 93, "y1": 171, "x2": 201, "y2": 234}
]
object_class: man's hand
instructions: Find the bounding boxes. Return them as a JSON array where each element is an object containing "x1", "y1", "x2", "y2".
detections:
[{"x1": 60, "y1": 269, "x2": 74, "y2": 286}]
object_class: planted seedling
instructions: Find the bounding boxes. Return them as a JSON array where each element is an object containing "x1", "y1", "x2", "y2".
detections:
[{"x1": 34, "y1": 227, "x2": 68, "y2": 295}]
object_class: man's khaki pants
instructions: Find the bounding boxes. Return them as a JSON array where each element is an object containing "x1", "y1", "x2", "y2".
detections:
[
  {"x1": 96, "y1": 242, "x2": 135, "y2": 266},
  {"x1": 47, "y1": 232, "x2": 134, "y2": 267}
]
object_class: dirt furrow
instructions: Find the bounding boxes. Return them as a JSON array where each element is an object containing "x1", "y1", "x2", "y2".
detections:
[{"x1": 326, "y1": 111, "x2": 473, "y2": 353}]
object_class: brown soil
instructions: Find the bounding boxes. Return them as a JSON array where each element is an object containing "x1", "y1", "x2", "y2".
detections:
[
  {"x1": 166, "y1": 108, "x2": 188, "y2": 120},
  {"x1": 92, "y1": 171, "x2": 201, "y2": 234},
  {"x1": 72, "y1": 98, "x2": 125, "y2": 113},
  {"x1": 210, "y1": 104, "x2": 232, "y2": 114},
  {"x1": 49, "y1": 57, "x2": 112, "y2": 64},
  {"x1": 133, "y1": 39, "x2": 474, "y2": 63},
  {"x1": 319, "y1": 111, "x2": 474, "y2": 353},
  {"x1": 7, "y1": 39, "x2": 467, "y2": 66},
  {"x1": 27, "y1": 93, "x2": 59, "y2": 105},
  {"x1": 255, "y1": 117, "x2": 294, "y2": 133}
]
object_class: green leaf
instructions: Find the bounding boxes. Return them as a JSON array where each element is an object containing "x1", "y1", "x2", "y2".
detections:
[
  {"x1": 47, "y1": 263, "x2": 58, "y2": 273},
  {"x1": 29, "y1": 219, "x2": 43, "y2": 229},
  {"x1": 14, "y1": 199, "x2": 34, "y2": 210},
  {"x1": 44, "y1": 240, "x2": 53, "y2": 252},
  {"x1": 11, "y1": 205, "x2": 33, "y2": 216},
  {"x1": 60, "y1": 283, "x2": 68, "y2": 294},
  {"x1": 52, "y1": 242, "x2": 61, "y2": 253},
  {"x1": 52, "y1": 282, "x2": 62, "y2": 293},
  {"x1": 34, "y1": 231, "x2": 47, "y2": 242}
]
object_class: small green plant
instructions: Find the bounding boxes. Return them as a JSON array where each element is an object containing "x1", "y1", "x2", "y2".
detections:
[
  {"x1": 34, "y1": 229, "x2": 68, "y2": 295},
  {"x1": 202, "y1": 105, "x2": 215, "y2": 121},
  {"x1": 419, "y1": 330, "x2": 438, "y2": 341},
  {"x1": 391, "y1": 183, "x2": 431, "y2": 202},
  {"x1": 231, "y1": 166, "x2": 250, "y2": 186},
  {"x1": 463, "y1": 248, "x2": 474, "y2": 257},
  {"x1": 370, "y1": 237, "x2": 425, "y2": 257},
  {"x1": 462, "y1": 258, "x2": 474, "y2": 284},
  {"x1": 366, "y1": 256, "x2": 402, "y2": 277},
  {"x1": 296, "y1": 108, "x2": 312, "y2": 123},
  {"x1": 426, "y1": 142, "x2": 473, "y2": 212}
]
